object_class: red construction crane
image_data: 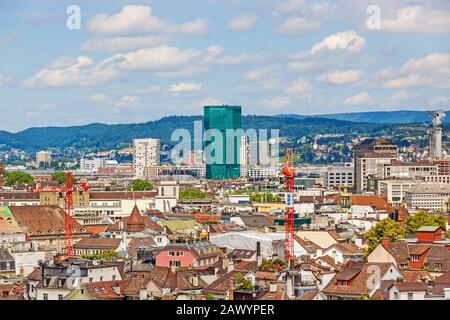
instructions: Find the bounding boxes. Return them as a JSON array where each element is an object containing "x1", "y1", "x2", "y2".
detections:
[
  {"x1": 34, "y1": 172, "x2": 89, "y2": 257},
  {"x1": 282, "y1": 148, "x2": 296, "y2": 267}
]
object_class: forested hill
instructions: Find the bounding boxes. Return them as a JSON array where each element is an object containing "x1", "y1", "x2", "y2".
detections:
[
  {"x1": 277, "y1": 110, "x2": 440, "y2": 124},
  {"x1": 0, "y1": 113, "x2": 433, "y2": 151}
]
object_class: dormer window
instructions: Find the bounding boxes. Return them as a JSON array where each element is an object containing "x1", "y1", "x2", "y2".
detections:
[
  {"x1": 337, "y1": 280, "x2": 348, "y2": 286},
  {"x1": 411, "y1": 255, "x2": 420, "y2": 262}
]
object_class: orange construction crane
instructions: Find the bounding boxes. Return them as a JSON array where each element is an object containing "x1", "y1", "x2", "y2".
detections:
[
  {"x1": 34, "y1": 172, "x2": 89, "y2": 257},
  {"x1": 282, "y1": 148, "x2": 296, "y2": 267}
]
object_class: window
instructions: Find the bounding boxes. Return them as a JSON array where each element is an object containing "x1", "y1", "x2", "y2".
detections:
[
  {"x1": 58, "y1": 294, "x2": 64, "y2": 300},
  {"x1": 408, "y1": 293, "x2": 413, "y2": 300},
  {"x1": 393, "y1": 292, "x2": 398, "y2": 300},
  {"x1": 411, "y1": 255, "x2": 420, "y2": 262},
  {"x1": 112, "y1": 275, "x2": 116, "y2": 281},
  {"x1": 89, "y1": 277, "x2": 93, "y2": 282},
  {"x1": 168, "y1": 251, "x2": 175, "y2": 256},
  {"x1": 435, "y1": 263, "x2": 442, "y2": 271},
  {"x1": 43, "y1": 294, "x2": 48, "y2": 300},
  {"x1": 100, "y1": 276, "x2": 103, "y2": 282},
  {"x1": 176, "y1": 251, "x2": 184, "y2": 256},
  {"x1": 170, "y1": 260, "x2": 181, "y2": 267}
]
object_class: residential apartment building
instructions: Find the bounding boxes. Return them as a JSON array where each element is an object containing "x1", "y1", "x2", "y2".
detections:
[
  {"x1": 36, "y1": 151, "x2": 52, "y2": 165},
  {"x1": 132, "y1": 138, "x2": 160, "y2": 178}
]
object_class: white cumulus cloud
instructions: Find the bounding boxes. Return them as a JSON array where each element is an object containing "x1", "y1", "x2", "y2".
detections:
[
  {"x1": 318, "y1": 69, "x2": 363, "y2": 84},
  {"x1": 286, "y1": 76, "x2": 313, "y2": 95},
  {"x1": 276, "y1": 17, "x2": 321, "y2": 35},
  {"x1": 228, "y1": 13, "x2": 258, "y2": 31},
  {"x1": 342, "y1": 92, "x2": 373, "y2": 106},
  {"x1": 169, "y1": 82, "x2": 203, "y2": 95},
  {"x1": 311, "y1": 30, "x2": 365, "y2": 55}
]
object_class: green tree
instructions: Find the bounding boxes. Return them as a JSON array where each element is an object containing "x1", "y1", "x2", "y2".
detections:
[
  {"x1": 4, "y1": 171, "x2": 34, "y2": 186},
  {"x1": 250, "y1": 193, "x2": 281, "y2": 203},
  {"x1": 235, "y1": 272, "x2": 254, "y2": 291},
  {"x1": 82, "y1": 250, "x2": 118, "y2": 260},
  {"x1": 51, "y1": 171, "x2": 68, "y2": 185},
  {"x1": 179, "y1": 187, "x2": 208, "y2": 200},
  {"x1": 129, "y1": 179, "x2": 153, "y2": 191},
  {"x1": 364, "y1": 218, "x2": 407, "y2": 255},
  {"x1": 405, "y1": 211, "x2": 446, "y2": 235}
]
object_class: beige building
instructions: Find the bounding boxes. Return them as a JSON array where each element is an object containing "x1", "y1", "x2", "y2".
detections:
[
  {"x1": 377, "y1": 179, "x2": 419, "y2": 206},
  {"x1": 36, "y1": 151, "x2": 52, "y2": 165},
  {"x1": 405, "y1": 183, "x2": 450, "y2": 212}
]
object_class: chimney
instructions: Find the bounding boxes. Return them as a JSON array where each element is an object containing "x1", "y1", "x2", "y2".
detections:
[
  {"x1": 191, "y1": 276, "x2": 199, "y2": 287},
  {"x1": 381, "y1": 237, "x2": 391, "y2": 249},
  {"x1": 256, "y1": 241, "x2": 261, "y2": 259},
  {"x1": 269, "y1": 283, "x2": 277, "y2": 293},
  {"x1": 112, "y1": 284, "x2": 121, "y2": 296},
  {"x1": 229, "y1": 278, "x2": 234, "y2": 300}
]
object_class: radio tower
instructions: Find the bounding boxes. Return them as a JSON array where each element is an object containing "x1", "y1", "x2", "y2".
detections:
[
  {"x1": 282, "y1": 148, "x2": 296, "y2": 267},
  {"x1": 34, "y1": 172, "x2": 89, "y2": 257}
]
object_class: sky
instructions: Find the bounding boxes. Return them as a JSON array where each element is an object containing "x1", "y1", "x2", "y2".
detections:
[{"x1": 0, "y1": 0, "x2": 449, "y2": 132}]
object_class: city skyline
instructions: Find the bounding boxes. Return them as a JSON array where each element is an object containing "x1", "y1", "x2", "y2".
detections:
[{"x1": 0, "y1": 0, "x2": 449, "y2": 132}]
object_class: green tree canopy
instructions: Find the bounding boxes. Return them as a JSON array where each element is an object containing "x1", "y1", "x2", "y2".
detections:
[
  {"x1": 51, "y1": 171, "x2": 68, "y2": 185},
  {"x1": 405, "y1": 211, "x2": 446, "y2": 235},
  {"x1": 129, "y1": 179, "x2": 153, "y2": 191},
  {"x1": 250, "y1": 193, "x2": 281, "y2": 203},
  {"x1": 4, "y1": 171, "x2": 34, "y2": 186},
  {"x1": 364, "y1": 218, "x2": 407, "y2": 255},
  {"x1": 179, "y1": 187, "x2": 208, "y2": 200},
  {"x1": 234, "y1": 272, "x2": 254, "y2": 291}
]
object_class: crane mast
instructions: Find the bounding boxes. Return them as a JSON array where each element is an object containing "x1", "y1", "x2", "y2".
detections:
[{"x1": 282, "y1": 148, "x2": 296, "y2": 267}]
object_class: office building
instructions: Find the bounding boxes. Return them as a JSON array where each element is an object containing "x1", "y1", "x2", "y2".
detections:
[
  {"x1": 133, "y1": 138, "x2": 160, "y2": 178},
  {"x1": 354, "y1": 138, "x2": 398, "y2": 193},
  {"x1": 405, "y1": 183, "x2": 450, "y2": 212},
  {"x1": 204, "y1": 105, "x2": 241, "y2": 179},
  {"x1": 240, "y1": 136, "x2": 249, "y2": 177}
]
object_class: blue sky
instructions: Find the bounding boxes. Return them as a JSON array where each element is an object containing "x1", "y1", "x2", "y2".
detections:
[{"x1": 0, "y1": 0, "x2": 449, "y2": 131}]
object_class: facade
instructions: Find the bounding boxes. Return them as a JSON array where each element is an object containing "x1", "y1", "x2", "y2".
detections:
[
  {"x1": 36, "y1": 151, "x2": 52, "y2": 165},
  {"x1": 325, "y1": 162, "x2": 354, "y2": 189},
  {"x1": 204, "y1": 105, "x2": 241, "y2": 180},
  {"x1": 405, "y1": 183, "x2": 450, "y2": 212},
  {"x1": 377, "y1": 179, "x2": 419, "y2": 206},
  {"x1": 354, "y1": 138, "x2": 398, "y2": 193},
  {"x1": 240, "y1": 136, "x2": 249, "y2": 178},
  {"x1": 133, "y1": 138, "x2": 160, "y2": 178}
]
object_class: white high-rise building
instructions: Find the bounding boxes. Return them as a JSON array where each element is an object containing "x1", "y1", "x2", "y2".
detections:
[
  {"x1": 240, "y1": 136, "x2": 249, "y2": 177},
  {"x1": 428, "y1": 111, "x2": 446, "y2": 160},
  {"x1": 133, "y1": 138, "x2": 160, "y2": 177}
]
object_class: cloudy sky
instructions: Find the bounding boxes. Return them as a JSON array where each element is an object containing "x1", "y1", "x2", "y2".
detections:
[{"x1": 0, "y1": 0, "x2": 449, "y2": 131}]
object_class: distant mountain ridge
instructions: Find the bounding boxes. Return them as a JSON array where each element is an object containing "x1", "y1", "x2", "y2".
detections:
[
  {"x1": 276, "y1": 110, "x2": 440, "y2": 124},
  {"x1": 0, "y1": 111, "x2": 440, "y2": 151}
]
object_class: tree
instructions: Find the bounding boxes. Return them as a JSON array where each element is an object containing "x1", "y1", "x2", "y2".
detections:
[
  {"x1": 51, "y1": 171, "x2": 68, "y2": 185},
  {"x1": 179, "y1": 187, "x2": 208, "y2": 200},
  {"x1": 405, "y1": 211, "x2": 446, "y2": 235},
  {"x1": 129, "y1": 179, "x2": 153, "y2": 191},
  {"x1": 82, "y1": 250, "x2": 118, "y2": 261},
  {"x1": 364, "y1": 218, "x2": 407, "y2": 255},
  {"x1": 4, "y1": 171, "x2": 34, "y2": 186},
  {"x1": 250, "y1": 193, "x2": 281, "y2": 203},
  {"x1": 234, "y1": 272, "x2": 254, "y2": 291}
]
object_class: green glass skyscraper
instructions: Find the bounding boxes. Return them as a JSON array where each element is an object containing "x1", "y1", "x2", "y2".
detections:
[{"x1": 204, "y1": 105, "x2": 241, "y2": 179}]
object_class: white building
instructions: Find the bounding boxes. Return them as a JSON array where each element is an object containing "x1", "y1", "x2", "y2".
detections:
[
  {"x1": 36, "y1": 151, "x2": 51, "y2": 165},
  {"x1": 377, "y1": 179, "x2": 419, "y2": 206},
  {"x1": 325, "y1": 162, "x2": 354, "y2": 189},
  {"x1": 133, "y1": 138, "x2": 160, "y2": 178},
  {"x1": 405, "y1": 183, "x2": 450, "y2": 212},
  {"x1": 240, "y1": 136, "x2": 249, "y2": 177}
]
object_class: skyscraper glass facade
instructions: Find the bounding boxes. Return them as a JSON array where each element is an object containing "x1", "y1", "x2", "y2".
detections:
[{"x1": 204, "y1": 105, "x2": 241, "y2": 179}]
